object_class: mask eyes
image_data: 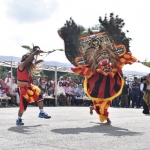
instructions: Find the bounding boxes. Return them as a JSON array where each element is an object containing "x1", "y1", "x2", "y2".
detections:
[{"x1": 91, "y1": 39, "x2": 100, "y2": 48}]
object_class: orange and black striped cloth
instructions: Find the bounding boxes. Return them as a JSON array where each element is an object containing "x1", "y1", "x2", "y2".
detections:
[
  {"x1": 84, "y1": 72, "x2": 124, "y2": 122},
  {"x1": 85, "y1": 72, "x2": 124, "y2": 101}
]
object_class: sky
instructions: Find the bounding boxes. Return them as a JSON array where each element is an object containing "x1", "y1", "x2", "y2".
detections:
[{"x1": 0, "y1": 0, "x2": 150, "y2": 63}]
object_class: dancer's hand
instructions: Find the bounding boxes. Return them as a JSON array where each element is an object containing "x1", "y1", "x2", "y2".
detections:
[{"x1": 33, "y1": 50, "x2": 41, "y2": 55}]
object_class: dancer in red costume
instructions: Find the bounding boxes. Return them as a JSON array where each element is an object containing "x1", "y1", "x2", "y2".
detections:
[
  {"x1": 16, "y1": 46, "x2": 51, "y2": 125},
  {"x1": 58, "y1": 13, "x2": 136, "y2": 124}
]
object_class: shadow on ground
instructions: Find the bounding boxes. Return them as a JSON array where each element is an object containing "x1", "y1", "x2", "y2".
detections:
[
  {"x1": 8, "y1": 125, "x2": 42, "y2": 134},
  {"x1": 51, "y1": 122, "x2": 143, "y2": 136}
]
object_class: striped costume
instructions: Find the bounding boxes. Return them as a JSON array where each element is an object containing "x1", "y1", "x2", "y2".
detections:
[{"x1": 72, "y1": 53, "x2": 136, "y2": 122}]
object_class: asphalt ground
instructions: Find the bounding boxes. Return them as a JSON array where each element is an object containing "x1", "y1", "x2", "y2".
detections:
[{"x1": 0, "y1": 106, "x2": 149, "y2": 150}]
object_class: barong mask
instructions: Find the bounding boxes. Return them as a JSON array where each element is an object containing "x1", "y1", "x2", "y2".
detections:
[{"x1": 58, "y1": 13, "x2": 136, "y2": 74}]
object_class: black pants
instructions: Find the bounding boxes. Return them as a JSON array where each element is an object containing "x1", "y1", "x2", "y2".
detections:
[{"x1": 143, "y1": 101, "x2": 149, "y2": 114}]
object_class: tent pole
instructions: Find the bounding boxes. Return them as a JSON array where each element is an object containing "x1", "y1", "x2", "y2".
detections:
[
  {"x1": 54, "y1": 66, "x2": 57, "y2": 106},
  {"x1": 10, "y1": 61, "x2": 13, "y2": 92}
]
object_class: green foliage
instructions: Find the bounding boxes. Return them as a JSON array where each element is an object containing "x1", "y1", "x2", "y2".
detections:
[
  {"x1": 141, "y1": 58, "x2": 150, "y2": 67},
  {"x1": 21, "y1": 45, "x2": 32, "y2": 52},
  {"x1": 142, "y1": 62, "x2": 150, "y2": 67},
  {"x1": 0, "y1": 66, "x2": 8, "y2": 79},
  {"x1": 0, "y1": 66, "x2": 17, "y2": 79}
]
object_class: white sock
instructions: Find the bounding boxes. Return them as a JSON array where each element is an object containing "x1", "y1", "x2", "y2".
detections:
[
  {"x1": 40, "y1": 109, "x2": 44, "y2": 113},
  {"x1": 18, "y1": 116, "x2": 21, "y2": 119}
]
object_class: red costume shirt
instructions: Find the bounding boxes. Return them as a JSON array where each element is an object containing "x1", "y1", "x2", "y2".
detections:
[{"x1": 17, "y1": 67, "x2": 32, "y2": 83}]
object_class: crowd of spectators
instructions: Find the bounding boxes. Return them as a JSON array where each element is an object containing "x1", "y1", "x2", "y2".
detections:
[
  {"x1": 0, "y1": 72, "x2": 86, "y2": 107},
  {"x1": 36, "y1": 75, "x2": 86, "y2": 106},
  {"x1": 0, "y1": 70, "x2": 147, "y2": 109},
  {"x1": 0, "y1": 71, "x2": 19, "y2": 106},
  {"x1": 111, "y1": 76, "x2": 146, "y2": 109}
]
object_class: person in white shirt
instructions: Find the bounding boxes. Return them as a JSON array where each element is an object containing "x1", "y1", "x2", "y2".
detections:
[
  {"x1": 58, "y1": 76, "x2": 64, "y2": 85},
  {"x1": 0, "y1": 78, "x2": 8, "y2": 97},
  {"x1": 50, "y1": 76, "x2": 55, "y2": 88},
  {"x1": 4, "y1": 71, "x2": 11, "y2": 84},
  {"x1": 55, "y1": 82, "x2": 66, "y2": 105},
  {"x1": 76, "y1": 84, "x2": 85, "y2": 105},
  {"x1": 7, "y1": 77, "x2": 20, "y2": 106}
]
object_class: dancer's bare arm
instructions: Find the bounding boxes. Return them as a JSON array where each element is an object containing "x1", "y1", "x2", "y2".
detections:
[{"x1": 19, "y1": 51, "x2": 40, "y2": 70}]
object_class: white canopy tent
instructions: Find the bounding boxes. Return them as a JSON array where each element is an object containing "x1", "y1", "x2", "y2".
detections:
[
  {"x1": 122, "y1": 62, "x2": 150, "y2": 76},
  {"x1": 0, "y1": 55, "x2": 73, "y2": 72}
]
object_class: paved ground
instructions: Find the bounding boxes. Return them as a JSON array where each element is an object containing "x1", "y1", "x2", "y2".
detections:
[{"x1": 0, "y1": 106, "x2": 150, "y2": 150}]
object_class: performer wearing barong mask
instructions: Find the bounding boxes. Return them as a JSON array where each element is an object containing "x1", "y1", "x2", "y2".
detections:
[
  {"x1": 58, "y1": 13, "x2": 136, "y2": 124},
  {"x1": 16, "y1": 45, "x2": 51, "y2": 126}
]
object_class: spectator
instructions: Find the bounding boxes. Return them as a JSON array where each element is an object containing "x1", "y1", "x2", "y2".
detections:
[
  {"x1": 4, "y1": 71, "x2": 11, "y2": 84},
  {"x1": 126, "y1": 79, "x2": 132, "y2": 107},
  {"x1": 43, "y1": 81, "x2": 54, "y2": 106},
  {"x1": 63, "y1": 82, "x2": 72, "y2": 105},
  {"x1": 74, "y1": 78, "x2": 79, "y2": 87},
  {"x1": 62, "y1": 76, "x2": 69, "y2": 87},
  {"x1": 73, "y1": 84, "x2": 79, "y2": 98},
  {"x1": 77, "y1": 84, "x2": 85, "y2": 97},
  {"x1": 45, "y1": 76, "x2": 48, "y2": 85},
  {"x1": 56, "y1": 82, "x2": 66, "y2": 106},
  {"x1": 38, "y1": 79, "x2": 48, "y2": 96},
  {"x1": 47, "y1": 81, "x2": 54, "y2": 96},
  {"x1": 70, "y1": 82, "x2": 76, "y2": 105},
  {"x1": 0, "y1": 78, "x2": 9, "y2": 97},
  {"x1": 37, "y1": 75, "x2": 41, "y2": 86},
  {"x1": 131, "y1": 77, "x2": 140, "y2": 108},
  {"x1": 32, "y1": 79, "x2": 38, "y2": 105},
  {"x1": 50, "y1": 76, "x2": 55, "y2": 88},
  {"x1": 121, "y1": 80, "x2": 129, "y2": 108},
  {"x1": 38, "y1": 76, "x2": 45, "y2": 86},
  {"x1": 80, "y1": 78, "x2": 84, "y2": 86},
  {"x1": 112, "y1": 96, "x2": 120, "y2": 107},
  {"x1": 58, "y1": 76, "x2": 64, "y2": 85},
  {"x1": 68, "y1": 77, "x2": 72, "y2": 82},
  {"x1": 140, "y1": 77, "x2": 147, "y2": 108},
  {"x1": 76, "y1": 84, "x2": 85, "y2": 105},
  {"x1": 7, "y1": 77, "x2": 20, "y2": 106},
  {"x1": 32, "y1": 79, "x2": 38, "y2": 86}
]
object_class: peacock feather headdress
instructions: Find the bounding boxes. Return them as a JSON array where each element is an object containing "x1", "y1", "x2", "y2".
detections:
[{"x1": 58, "y1": 13, "x2": 131, "y2": 67}]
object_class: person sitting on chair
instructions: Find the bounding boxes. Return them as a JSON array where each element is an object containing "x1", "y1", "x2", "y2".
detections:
[
  {"x1": 76, "y1": 84, "x2": 85, "y2": 105},
  {"x1": 7, "y1": 76, "x2": 20, "y2": 106},
  {"x1": 56, "y1": 82, "x2": 66, "y2": 106}
]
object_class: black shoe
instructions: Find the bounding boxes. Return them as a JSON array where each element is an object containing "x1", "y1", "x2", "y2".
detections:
[
  {"x1": 16, "y1": 119, "x2": 24, "y2": 125},
  {"x1": 142, "y1": 110, "x2": 149, "y2": 114}
]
